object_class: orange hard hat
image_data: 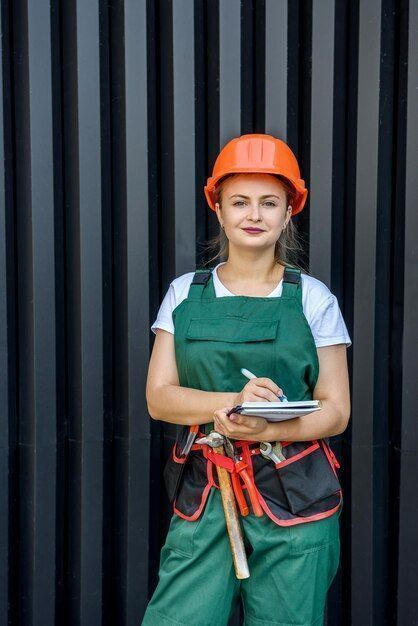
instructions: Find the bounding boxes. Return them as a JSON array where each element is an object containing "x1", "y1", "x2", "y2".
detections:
[{"x1": 204, "y1": 134, "x2": 308, "y2": 216}]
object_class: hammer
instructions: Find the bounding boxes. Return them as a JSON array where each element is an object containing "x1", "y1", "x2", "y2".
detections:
[{"x1": 195, "y1": 431, "x2": 250, "y2": 579}]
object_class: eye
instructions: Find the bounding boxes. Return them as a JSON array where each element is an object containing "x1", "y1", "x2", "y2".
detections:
[{"x1": 232, "y1": 200, "x2": 277, "y2": 207}]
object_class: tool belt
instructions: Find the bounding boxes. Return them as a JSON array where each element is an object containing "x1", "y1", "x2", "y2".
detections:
[{"x1": 163, "y1": 425, "x2": 343, "y2": 525}]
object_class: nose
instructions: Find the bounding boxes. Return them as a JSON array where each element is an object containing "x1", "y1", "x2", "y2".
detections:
[{"x1": 248, "y1": 203, "x2": 261, "y2": 220}]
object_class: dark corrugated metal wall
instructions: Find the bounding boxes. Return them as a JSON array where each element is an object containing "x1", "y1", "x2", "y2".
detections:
[{"x1": 0, "y1": 1, "x2": 416, "y2": 625}]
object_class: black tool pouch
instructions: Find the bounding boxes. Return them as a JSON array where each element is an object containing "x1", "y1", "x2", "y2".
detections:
[
  {"x1": 274, "y1": 441, "x2": 341, "y2": 514},
  {"x1": 163, "y1": 426, "x2": 190, "y2": 505},
  {"x1": 251, "y1": 439, "x2": 342, "y2": 521},
  {"x1": 173, "y1": 449, "x2": 211, "y2": 518},
  {"x1": 163, "y1": 426, "x2": 214, "y2": 520}
]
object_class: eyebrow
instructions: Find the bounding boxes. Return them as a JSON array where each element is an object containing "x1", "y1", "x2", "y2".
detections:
[{"x1": 229, "y1": 194, "x2": 282, "y2": 200}]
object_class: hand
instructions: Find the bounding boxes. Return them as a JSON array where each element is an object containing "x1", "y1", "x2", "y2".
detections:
[
  {"x1": 213, "y1": 406, "x2": 269, "y2": 442},
  {"x1": 234, "y1": 376, "x2": 283, "y2": 405}
]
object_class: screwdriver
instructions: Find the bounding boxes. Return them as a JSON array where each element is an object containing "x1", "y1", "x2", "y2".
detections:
[{"x1": 180, "y1": 424, "x2": 199, "y2": 456}]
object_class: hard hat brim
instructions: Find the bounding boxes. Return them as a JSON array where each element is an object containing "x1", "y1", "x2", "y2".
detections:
[{"x1": 204, "y1": 168, "x2": 308, "y2": 216}]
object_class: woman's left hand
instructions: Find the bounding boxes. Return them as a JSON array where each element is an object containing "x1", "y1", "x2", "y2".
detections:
[{"x1": 213, "y1": 407, "x2": 269, "y2": 441}]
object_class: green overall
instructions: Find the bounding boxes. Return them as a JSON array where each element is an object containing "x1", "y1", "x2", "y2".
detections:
[{"x1": 142, "y1": 266, "x2": 342, "y2": 626}]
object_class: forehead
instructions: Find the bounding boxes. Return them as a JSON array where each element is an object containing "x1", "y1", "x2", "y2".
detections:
[{"x1": 221, "y1": 173, "x2": 286, "y2": 196}]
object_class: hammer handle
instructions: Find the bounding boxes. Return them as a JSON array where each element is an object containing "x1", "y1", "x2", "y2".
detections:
[{"x1": 213, "y1": 444, "x2": 250, "y2": 579}]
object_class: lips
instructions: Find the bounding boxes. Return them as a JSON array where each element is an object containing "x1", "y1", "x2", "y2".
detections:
[{"x1": 243, "y1": 228, "x2": 264, "y2": 232}]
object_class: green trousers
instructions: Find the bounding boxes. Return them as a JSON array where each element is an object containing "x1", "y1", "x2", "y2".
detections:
[{"x1": 141, "y1": 487, "x2": 341, "y2": 626}]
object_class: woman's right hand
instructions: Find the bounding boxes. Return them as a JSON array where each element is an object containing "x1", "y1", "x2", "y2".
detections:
[{"x1": 234, "y1": 377, "x2": 283, "y2": 405}]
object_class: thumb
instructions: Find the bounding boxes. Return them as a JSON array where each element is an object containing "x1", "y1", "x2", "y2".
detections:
[
  {"x1": 228, "y1": 412, "x2": 248, "y2": 424},
  {"x1": 230, "y1": 413, "x2": 258, "y2": 428}
]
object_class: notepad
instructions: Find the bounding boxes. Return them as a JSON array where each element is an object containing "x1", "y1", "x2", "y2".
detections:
[{"x1": 226, "y1": 400, "x2": 322, "y2": 422}]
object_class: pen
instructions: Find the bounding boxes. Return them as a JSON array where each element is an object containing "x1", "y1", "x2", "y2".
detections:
[{"x1": 240, "y1": 368, "x2": 288, "y2": 402}]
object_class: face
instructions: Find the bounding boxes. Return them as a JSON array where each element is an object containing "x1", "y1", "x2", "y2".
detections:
[{"x1": 214, "y1": 173, "x2": 292, "y2": 251}]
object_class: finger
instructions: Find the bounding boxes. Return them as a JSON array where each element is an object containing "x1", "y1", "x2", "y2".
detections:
[
  {"x1": 244, "y1": 388, "x2": 280, "y2": 402},
  {"x1": 235, "y1": 414, "x2": 260, "y2": 429},
  {"x1": 254, "y1": 377, "x2": 283, "y2": 396},
  {"x1": 227, "y1": 412, "x2": 247, "y2": 425},
  {"x1": 251, "y1": 389, "x2": 280, "y2": 402},
  {"x1": 215, "y1": 410, "x2": 234, "y2": 425},
  {"x1": 227, "y1": 413, "x2": 261, "y2": 431},
  {"x1": 214, "y1": 407, "x2": 234, "y2": 419},
  {"x1": 245, "y1": 379, "x2": 283, "y2": 402},
  {"x1": 213, "y1": 415, "x2": 226, "y2": 435},
  {"x1": 217, "y1": 412, "x2": 236, "y2": 434}
]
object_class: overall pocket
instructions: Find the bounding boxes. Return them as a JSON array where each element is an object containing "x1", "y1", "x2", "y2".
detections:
[
  {"x1": 287, "y1": 508, "x2": 341, "y2": 554},
  {"x1": 164, "y1": 508, "x2": 205, "y2": 558},
  {"x1": 275, "y1": 441, "x2": 342, "y2": 515},
  {"x1": 184, "y1": 316, "x2": 280, "y2": 392}
]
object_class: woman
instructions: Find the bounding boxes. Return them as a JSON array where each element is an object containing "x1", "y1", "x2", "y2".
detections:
[{"x1": 142, "y1": 134, "x2": 351, "y2": 626}]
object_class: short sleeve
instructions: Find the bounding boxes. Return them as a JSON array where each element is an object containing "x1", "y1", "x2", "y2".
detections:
[
  {"x1": 150, "y1": 283, "x2": 176, "y2": 334},
  {"x1": 309, "y1": 294, "x2": 352, "y2": 348}
]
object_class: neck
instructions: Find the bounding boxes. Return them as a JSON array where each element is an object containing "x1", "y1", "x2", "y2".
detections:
[{"x1": 219, "y1": 248, "x2": 283, "y2": 283}]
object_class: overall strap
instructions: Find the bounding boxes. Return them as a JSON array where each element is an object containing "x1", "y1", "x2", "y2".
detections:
[
  {"x1": 188, "y1": 265, "x2": 302, "y2": 301},
  {"x1": 281, "y1": 266, "x2": 302, "y2": 304},
  {"x1": 187, "y1": 268, "x2": 216, "y2": 300}
]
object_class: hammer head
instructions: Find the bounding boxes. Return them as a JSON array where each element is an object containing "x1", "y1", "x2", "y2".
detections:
[{"x1": 195, "y1": 431, "x2": 225, "y2": 448}]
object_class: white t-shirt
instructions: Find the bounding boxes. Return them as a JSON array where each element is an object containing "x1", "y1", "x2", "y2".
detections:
[{"x1": 151, "y1": 262, "x2": 352, "y2": 348}]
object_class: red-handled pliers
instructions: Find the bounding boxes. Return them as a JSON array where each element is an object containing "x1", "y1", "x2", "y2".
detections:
[
  {"x1": 224, "y1": 437, "x2": 264, "y2": 517},
  {"x1": 230, "y1": 472, "x2": 250, "y2": 516}
]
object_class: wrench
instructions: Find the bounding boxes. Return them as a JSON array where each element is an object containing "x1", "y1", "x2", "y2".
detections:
[
  {"x1": 260, "y1": 441, "x2": 286, "y2": 464},
  {"x1": 272, "y1": 441, "x2": 287, "y2": 461}
]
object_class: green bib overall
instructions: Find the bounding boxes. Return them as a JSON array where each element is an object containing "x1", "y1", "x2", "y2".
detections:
[{"x1": 142, "y1": 266, "x2": 343, "y2": 626}]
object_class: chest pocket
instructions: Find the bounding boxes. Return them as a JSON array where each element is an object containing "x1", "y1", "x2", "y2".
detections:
[
  {"x1": 186, "y1": 317, "x2": 279, "y2": 342},
  {"x1": 184, "y1": 317, "x2": 280, "y2": 389}
]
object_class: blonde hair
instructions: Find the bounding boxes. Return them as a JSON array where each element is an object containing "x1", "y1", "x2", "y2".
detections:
[{"x1": 200, "y1": 173, "x2": 310, "y2": 274}]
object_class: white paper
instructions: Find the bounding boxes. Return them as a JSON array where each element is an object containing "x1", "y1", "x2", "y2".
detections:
[{"x1": 236, "y1": 400, "x2": 322, "y2": 421}]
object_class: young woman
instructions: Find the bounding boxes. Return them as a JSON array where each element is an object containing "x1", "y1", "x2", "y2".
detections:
[{"x1": 142, "y1": 134, "x2": 351, "y2": 626}]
